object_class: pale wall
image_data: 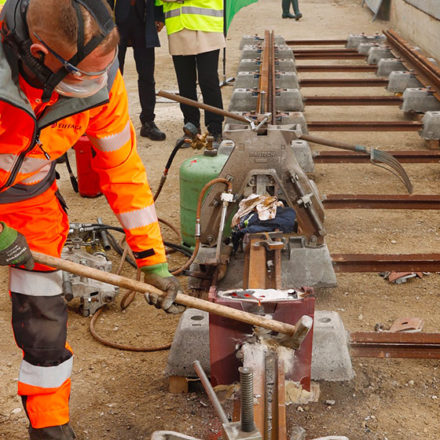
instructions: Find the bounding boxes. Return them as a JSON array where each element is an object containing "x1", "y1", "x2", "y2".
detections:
[{"x1": 388, "y1": 0, "x2": 440, "y2": 61}]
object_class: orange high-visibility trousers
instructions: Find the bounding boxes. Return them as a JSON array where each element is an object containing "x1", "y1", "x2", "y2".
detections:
[{"x1": 0, "y1": 181, "x2": 73, "y2": 429}]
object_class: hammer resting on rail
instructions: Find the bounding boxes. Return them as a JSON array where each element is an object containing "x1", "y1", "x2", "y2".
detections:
[{"x1": 32, "y1": 251, "x2": 312, "y2": 350}]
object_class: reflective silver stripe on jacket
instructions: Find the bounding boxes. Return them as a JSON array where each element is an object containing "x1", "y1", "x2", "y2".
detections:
[
  {"x1": 0, "y1": 162, "x2": 56, "y2": 204},
  {"x1": 20, "y1": 163, "x2": 51, "y2": 185},
  {"x1": 165, "y1": 6, "x2": 223, "y2": 18},
  {"x1": 88, "y1": 121, "x2": 131, "y2": 153},
  {"x1": 116, "y1": 205, "x2": 158, "y2": 230},
  {"x1": 19, "y1": 357, "x2": 73, "y2": 388},
  {"x1": 9, "y1": 268, "x2": 63, "y2": 296},
  {"x1": 0, "y1": 154, "x2": 48, "y2": 175}
]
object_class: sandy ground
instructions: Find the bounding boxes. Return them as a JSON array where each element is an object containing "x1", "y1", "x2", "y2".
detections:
[{"x1": 1, "y1": 0, "x2": 440, "y2": 439}]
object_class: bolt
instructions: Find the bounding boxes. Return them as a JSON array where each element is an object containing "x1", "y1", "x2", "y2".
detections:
[{"x1": 239, "y1": 367, "x2": 255, "y2": 432}]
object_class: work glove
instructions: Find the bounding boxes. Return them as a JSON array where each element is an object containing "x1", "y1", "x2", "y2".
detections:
[
  {"x1": 142, "y1": 263, "x2": 185, "y2": 314},
  {"x1": 0, "y1": 222, "x2": 34, "y2": 270}
]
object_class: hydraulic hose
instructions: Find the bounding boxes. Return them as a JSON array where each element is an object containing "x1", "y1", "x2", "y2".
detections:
[
  {"x1": 154, "y1": 137, "x2": 187, "y2": 201},
  {"x1": 171, "y1": 177, "x2": 233, "y2": 276}
]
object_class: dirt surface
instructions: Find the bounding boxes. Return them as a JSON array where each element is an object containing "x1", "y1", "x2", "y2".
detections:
[{"x1": 1, "y1": 0, "x2": 440, "y2": 439}]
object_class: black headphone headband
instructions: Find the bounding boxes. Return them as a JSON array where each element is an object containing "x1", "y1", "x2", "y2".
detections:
[
  {"x1": 69, "y1": 0, "x2": 116, "y2": 67},
  {"x1": 1, "y1": 0, "x2": 116, "y2": 101}
]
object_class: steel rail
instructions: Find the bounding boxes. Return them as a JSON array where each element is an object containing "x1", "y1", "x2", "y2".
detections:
[
  {"x1": 307, "y1": 121, "x2": 423, "y2": 131},
  {"x1": 323, "y1": 194, "x2": 440, "y2": 210},
  {"x1": 304, "y1": 96, "x2": 402, "y2": 106},
  {"x1": 350, "y1": 332, "x2": 440, "y2": 359},
  {"x1": 300, "y1": 78, "x2": 388, "y2": 87},
  {"x1": 313, "y1": 150, "x2": 440, "y2": 163},
  {"x1": 332, "y1": 253, "x2": 440, "y2": 273},
  {"x1": 257, "y1": 30, "x2": 270, "y2": 115},
  {"x1": 292, "y1": 48, "x2": 360, "y2": 55},
  {"x1": 384, "y1": 29, "x2": 440, "y2": 101},
  {"x1": 285, "y1": 39, "x2": 347, "y2": 46},
  {"x1": 294, "y1": 53, "x2": 366, "y2": 60},
  {"x1": 296, "y1": 65, "x2": 377, "y2": 72}
]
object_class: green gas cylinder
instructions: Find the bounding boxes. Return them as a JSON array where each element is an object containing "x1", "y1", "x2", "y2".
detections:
[{"x1": 179, "y1": 150, "x2": 230, "y2": 248}]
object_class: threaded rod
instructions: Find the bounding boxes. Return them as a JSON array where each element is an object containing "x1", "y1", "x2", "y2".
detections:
[{"x1": 239, "y1": 366, "x2": 255, "y2": 432}]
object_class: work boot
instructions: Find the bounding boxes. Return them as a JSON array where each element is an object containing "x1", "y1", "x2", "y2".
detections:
[
  {"x1": 29, "y1": 423, "x2": 76, "y2": 440},
  {"x1": 291, "y1": 0, "x2": 302, "y2": 19},
  {"x1": 281, "y1": 0, "x2": 295, "y2": 18},
  {"x1": 209, "y1": 132, "x2": 223, "y2": 150},
  {"x1": 140, "y1": 121, "x2": 166, "y2": 141}
]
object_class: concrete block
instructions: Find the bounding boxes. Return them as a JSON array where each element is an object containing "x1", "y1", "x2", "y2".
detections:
[
  {"x1": 346, "y1": 33, "x2": 386, "y2": 49},
  {"x1": 367, "y1": 45, "x2": 393, "y2": 65},
  {"x1": 276, "y1": 71, "x2": 299, "y2": 89},
  {"x1": 238, "y1": 58, "x2": 260, "y2": 72},
  {"x1": 228, "y1": 88, "x2": 258, "y2": 112},
  {"x1": 277, "y1": 89, "x2": 304, "y2": 112},
  {"x1": 291, "y1": 140, "x2": 314, "y2": 173},
  {"x1": 277, "y1": 112, "x2": 308, "y2": 133},
  {"x1": 357, "y1": 42, "x2": 378, "y2": 55},
  {"x1": 376, "y1": 58, "x2": 406, "y2": 77},
  {"x1": 275, "y1": 45, "x2": 295, "y2": 60},
  {"x1": 311, "y1": 311, "x2": 354, "y2": 382},
  {"x1": 275, "y1": 58, "x2": 296, "y2": 71},
  {"x1": 235, "y1": 71, "x2": 260, "y2": 89},
  {"x1": 239, "y1": 35, "x2": 263, "y2": 50},
  {"x1": 284, "y1": 238, "x2": 337, "y2": 288},
  {"x1": 241, "y1": 45, "x2": 262, "y2": 59},
  {"x1": 239, "y1": 35, "x2": 285, "y2": 50},
  {"x1": 421, "y1": 111, "x2": 440, "y2": 140},
  {"x1": 401, "y1": 88, "x2": 440, "y2": 113},
  {"x1": 165, "y1": 308, "x2": 210, "y2": 377},
  {"x1": 151, "y1": 432, "x2": 200, "y2": 440},
  {"x1": 387, "y1": 71, "x2": 422, "y2": 93}
]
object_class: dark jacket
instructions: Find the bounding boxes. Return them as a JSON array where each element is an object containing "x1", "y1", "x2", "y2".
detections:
[{"x1": 107, "y1": 0, "x2": 164, "y2": 48}]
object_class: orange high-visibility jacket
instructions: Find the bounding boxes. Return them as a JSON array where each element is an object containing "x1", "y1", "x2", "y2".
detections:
[{"x1": 0, "y1": 24, "x2": 166, "y2": 269}]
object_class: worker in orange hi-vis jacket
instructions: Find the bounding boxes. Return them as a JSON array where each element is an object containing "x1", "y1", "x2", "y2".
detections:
[{"x1": 0, "y1": 0, "x2": 184, "y2": 438}]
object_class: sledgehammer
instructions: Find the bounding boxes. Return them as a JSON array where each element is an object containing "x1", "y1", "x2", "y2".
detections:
[{"x1": 31, "y1": 251, "x2": 312, "y2": 349}]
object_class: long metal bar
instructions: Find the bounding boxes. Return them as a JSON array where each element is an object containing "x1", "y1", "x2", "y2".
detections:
[
  {"x1": 296, "y1": 65, "x2": 377, "y2": 72},
  {"x1": 294, "y1": 53, "x2": 366, "y2": 60},
  {"x1": 304, "y1": 96, "x2": 402, "y2": 106},
  {"x1": 257, "y1": 30, "x2": 270, "y2": 115},
  {"x1": 384, "y1": 29, "x2": 440, "y2": 100},
  {"x1": 351, "y1": 332, "x2": 440, "y2": 359},
  {"x1": 323, "y1": 194, "x2": 440, "y2": 209},
  {"x1": 307, "y1": 121, "x2": 423, "y2": 131},
  {"x1": 300, "y1": 78, "x2": 388, "y2": 87},
  {"x1": 332, "y1": 253, "x2": 440, "y2": 272},
  {"x1": 193, "y1": 360, "x2": 229, "y2": 425},
  {"x1": 292, "y1": 48, "x2": 359, "y2": 55},
  {"x1": 313, "y1": 150, "x2": 440, "y2": 163},
  {"x1": 286, "y1": 39, "x2": 347, "y2": 46}
]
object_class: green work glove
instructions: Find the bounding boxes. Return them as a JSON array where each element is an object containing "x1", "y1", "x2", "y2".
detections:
[
  {"x1": 0, "y1": 222, "x2": 34, "y2": 270},
  {"x1": 142, "y1": 263, "x2": 185, "y2": 314}
]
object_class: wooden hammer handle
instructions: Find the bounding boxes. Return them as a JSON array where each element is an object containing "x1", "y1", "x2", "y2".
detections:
[{"x1": 32, "y1": 251, "x2": 298, "y2": 337}]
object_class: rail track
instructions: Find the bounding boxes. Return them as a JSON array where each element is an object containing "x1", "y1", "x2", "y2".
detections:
[{"x1": 239, "y1": 29, "x2": 440, "y2": 359}]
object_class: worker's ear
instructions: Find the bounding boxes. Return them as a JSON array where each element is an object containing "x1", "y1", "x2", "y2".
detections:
[{"x1": 29, "y1": 43, "x2": 48, "y2": 63}]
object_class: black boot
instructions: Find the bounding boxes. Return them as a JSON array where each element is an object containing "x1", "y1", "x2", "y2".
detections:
[
  {"x1": 291, "y1": 0, "x2": 302, "y2": 19},
  {"x1": 281, "y1": 0, "x2": 295, "y2": 18},
  {"x1": 29, "y1": 423, "x2": 76, "y2": 440},
  {"x1": 140, "y1": 121, "x2": 166, "y2": 141}
]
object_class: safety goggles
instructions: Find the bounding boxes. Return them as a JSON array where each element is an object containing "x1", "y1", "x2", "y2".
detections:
[{"x1": 33, "y1": 32, "x2": 117, "y2": 80}]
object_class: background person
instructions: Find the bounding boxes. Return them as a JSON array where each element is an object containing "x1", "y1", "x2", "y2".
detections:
[
  {"x1": 108, "y1": 0, "x2": 166, "y2": 141},
  {"x1": 158, "y1": 0, "x2": 225, "y2": 146},
  {"x1": 282, "y1": 0, "x2": 302, "y2": 19}
]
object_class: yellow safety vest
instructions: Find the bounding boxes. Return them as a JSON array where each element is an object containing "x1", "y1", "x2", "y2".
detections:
[{"x1": 157, "y1": 0, "x2": 223, "y2": 35}]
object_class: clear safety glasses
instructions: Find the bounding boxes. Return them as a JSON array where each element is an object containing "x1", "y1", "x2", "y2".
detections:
[{"x1": 33, "y1": 32, "x2": 117, "y2": 80}]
